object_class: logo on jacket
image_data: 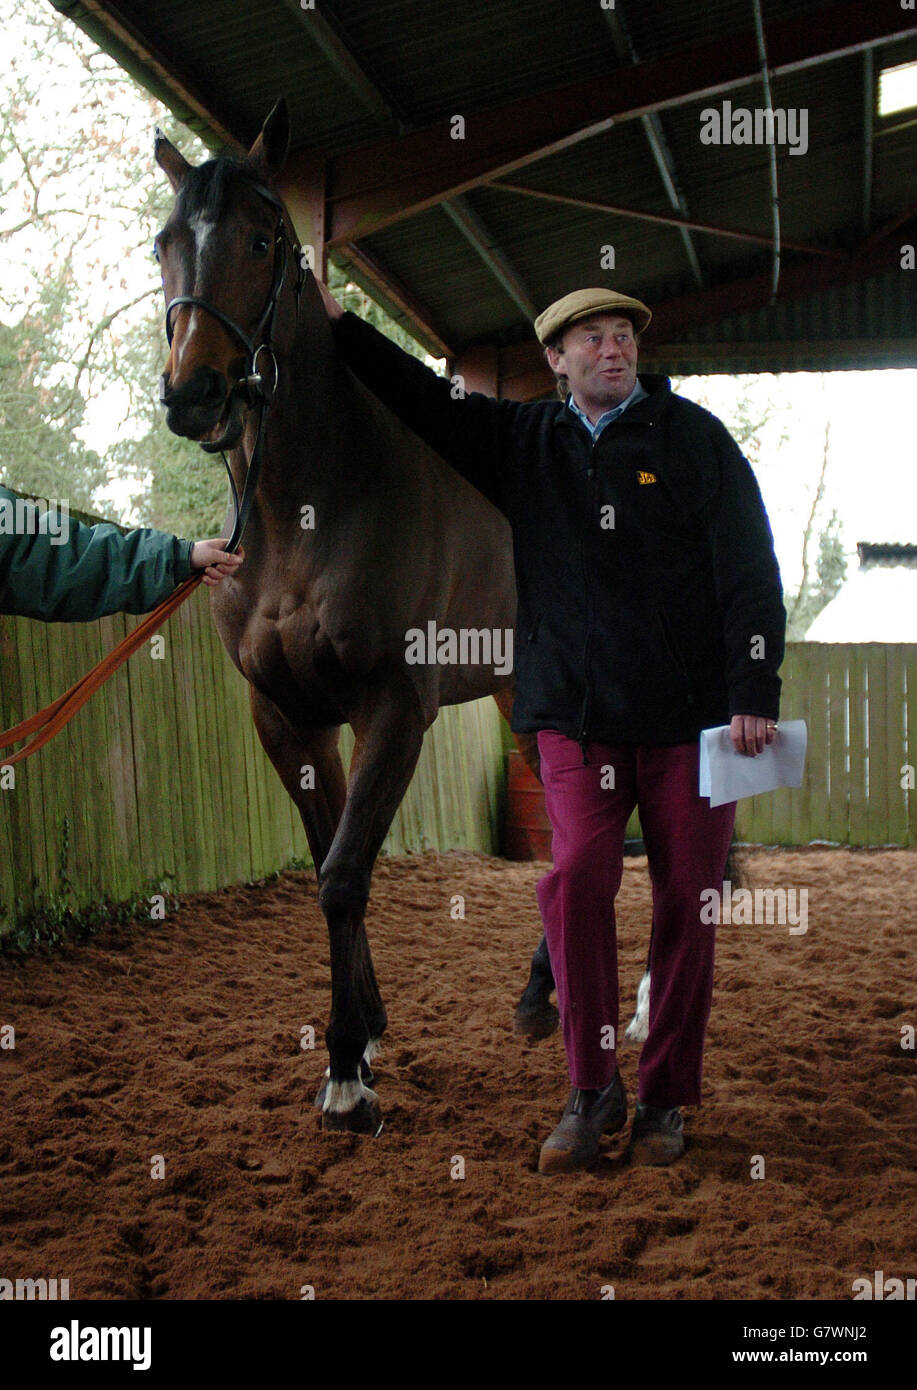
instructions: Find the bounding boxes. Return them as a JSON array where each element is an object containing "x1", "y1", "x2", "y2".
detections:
[{"x1": 637, "y1": 471, "x2": 657, "y2": 485}]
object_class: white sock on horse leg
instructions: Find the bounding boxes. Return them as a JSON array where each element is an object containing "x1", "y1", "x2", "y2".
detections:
[
  {"x1": 322, "y1": 1077, "x2": 378, "y2": 1115},
  {"x1": 625, "y1": 970, "x2": 651, "y2": 1043}
]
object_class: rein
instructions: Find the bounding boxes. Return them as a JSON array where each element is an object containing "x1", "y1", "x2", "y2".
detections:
[{"x1": 1, "y1": 180, "x2": 302, "y2": 766}]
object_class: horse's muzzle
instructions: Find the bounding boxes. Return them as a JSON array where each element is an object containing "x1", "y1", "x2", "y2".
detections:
[{"x1": 159, "y1": 365, "x2": 245, "y2": 452}]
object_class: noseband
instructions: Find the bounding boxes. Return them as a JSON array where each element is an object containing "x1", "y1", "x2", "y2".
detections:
[{"x1": 161, "y1": 179, "x2": 305, "y2": 552}]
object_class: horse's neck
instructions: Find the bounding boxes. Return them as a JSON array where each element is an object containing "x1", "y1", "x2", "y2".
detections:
[{"x1": 230, "y1": 294, "x2": 364, "y2": 521}]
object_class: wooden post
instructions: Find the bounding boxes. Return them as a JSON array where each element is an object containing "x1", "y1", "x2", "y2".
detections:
[{"x1": 278, "y1": 150, "x2": 328, "y2": 282}]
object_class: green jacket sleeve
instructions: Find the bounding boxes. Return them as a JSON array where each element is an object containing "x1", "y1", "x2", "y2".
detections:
[{"x1": 0, "y1": 486, "x2": 194, "y2": 622}]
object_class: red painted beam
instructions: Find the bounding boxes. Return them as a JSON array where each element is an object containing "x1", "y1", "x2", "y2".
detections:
[
  {"x1": 646, "y1": 230, "x2": 910, "y2": 342},
  {"x1": 325, "y1": 0, "x2": 916, "y2": 247}
]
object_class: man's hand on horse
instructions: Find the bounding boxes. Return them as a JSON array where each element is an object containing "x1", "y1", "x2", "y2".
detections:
[
  {"x1": 730, "y1": 713, "x2": 778, "y2": 757},
  {"x1": 190, "y1": 539, "x2": 245, "y2": 587},
  {"x1": 315, "y1": 278, "x2": 344, "y2": 321}
]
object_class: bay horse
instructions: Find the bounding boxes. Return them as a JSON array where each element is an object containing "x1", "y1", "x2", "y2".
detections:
[{"x1": 153, "y1": 99, "x2": 568, "y2": 1133}]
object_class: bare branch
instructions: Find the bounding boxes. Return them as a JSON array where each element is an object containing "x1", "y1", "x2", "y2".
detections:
[
  {"x1": 788, "y1": 405, "x2": 831, "y2": 623},
  {"x1": 47, "y1": 285, "x2": 159, "y2": 424}
]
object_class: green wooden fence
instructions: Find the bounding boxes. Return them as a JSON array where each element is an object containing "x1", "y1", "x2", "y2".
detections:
[
  {"x1": 734, "y1": 642, "x2": 916, "y2": 847},
  {"x1": 1, "y1": 605, "x2": 914, "y2": 939},
  {"x1": 610, "y1": 644, "x2": 915, "y2": 848},
  {"x1": 0, "y1": 587, "x2": 506, "y2": 937}
]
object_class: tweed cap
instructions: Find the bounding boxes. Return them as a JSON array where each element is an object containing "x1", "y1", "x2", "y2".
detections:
[{"x1": 534, "y1": 288, "x2": 652, "y2": 345}]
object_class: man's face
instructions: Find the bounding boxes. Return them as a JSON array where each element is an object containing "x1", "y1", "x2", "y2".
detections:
[{"x1": 546, "y1": 313, "x2": 638, "y2": 420}]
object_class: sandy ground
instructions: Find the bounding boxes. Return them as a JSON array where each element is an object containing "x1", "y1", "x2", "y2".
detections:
[{"x1": 0, "y1": 847, "x2": 914, "y2": 1300}]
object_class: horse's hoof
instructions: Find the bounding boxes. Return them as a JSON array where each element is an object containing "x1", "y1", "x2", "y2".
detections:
[
  {"x1": 314, "y1": 1059, "x2": 375, "y2": 1110},
  {"x1": 322, "y1": 1093, "x2": 383, "y2": 1136},
  {"x1": 513, "y1": 1001, "x2": 560, "y2": 1039}
]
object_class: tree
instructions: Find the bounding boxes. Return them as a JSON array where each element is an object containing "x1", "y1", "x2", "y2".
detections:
[
  {"x1": 670, "y1": 373, "x2": 789, "y2": 466},
  {"x1": 0, "y1": 294, "x2": 106, "y2": 510},
  {"x1": 0, "y1": 3, "x2": 205, "y2": 516}
]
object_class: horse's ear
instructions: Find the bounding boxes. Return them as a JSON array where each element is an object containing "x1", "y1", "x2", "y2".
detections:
[
  {"x1": 155, "y1": 128, "x2": 191, "y2": 192},
  {"x1": 248, "y1": 98, "x2": 290, "y2": 182}
]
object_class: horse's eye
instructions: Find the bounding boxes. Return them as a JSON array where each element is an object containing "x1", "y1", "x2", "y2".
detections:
[
  {"x1": 152, "y1": 241, "x2": 161, "y2": 263},
  {"x1": 251, "y1": 234, "x2": 270, "y2": 257}
]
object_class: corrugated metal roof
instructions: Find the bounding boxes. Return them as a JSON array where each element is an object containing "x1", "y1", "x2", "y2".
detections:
[
  {"x1": 640, "y1": 270, "x2": 917, "y2": 373},
  {"x1": 47, "y1": 0, "x2": 917, "y2": 377}
]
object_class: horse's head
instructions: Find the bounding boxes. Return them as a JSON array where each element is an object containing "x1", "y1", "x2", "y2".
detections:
[{"x1": 154, "y1": 99, "x2": 297, "y2": 452}]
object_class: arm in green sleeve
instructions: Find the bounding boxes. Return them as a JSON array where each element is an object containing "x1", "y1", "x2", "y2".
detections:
[{"x1": 0, "y1": 487, "x2": 194, "y2": 622}]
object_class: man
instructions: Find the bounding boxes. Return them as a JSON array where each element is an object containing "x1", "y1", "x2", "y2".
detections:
[
  {"x1": 317, "y1": 282, "x2": 786, "y2": 1173},
  {"x1": 0, "y1": 482, "x2": 241, "y2": 620}
]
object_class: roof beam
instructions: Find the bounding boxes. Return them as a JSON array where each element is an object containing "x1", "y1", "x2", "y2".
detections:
[
  {"x1": 862, "y1": 49, "x2": 875, "y2": 236},
  {"x1": 619, "y1": 220, "x2": 910, "y2": 340},
  {"x1": 487, "y1": 180, "x2": 845, "y2": 259},
  {"x1": 441, "y1": 197, "x2": 539, "y2": 319},
  {"x1": 858, "y1": 198, "x2": 917, "y2": 257},
  {"x1": 331, "y1": 242, "x2": 454, "y2": 361},
  {"x1": 276, "y1": 0, "x2": 403, "y2": 131},
  {"x1": 325, "y1": 0, "x2": 917, "y2": 247},
  {"x1": 601, "y1": 1, "x2": 703, "y2": 288},
  {"x1": 638, "y1": 340, "x2": 917, "y2": 368}
]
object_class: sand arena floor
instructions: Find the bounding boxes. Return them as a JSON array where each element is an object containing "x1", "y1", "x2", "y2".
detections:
[{"x1": 1, "y1": 847, "x2": 914, "y2": 1300}]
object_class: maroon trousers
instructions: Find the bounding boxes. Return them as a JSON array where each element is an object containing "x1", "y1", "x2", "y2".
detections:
[{"x1": 535, "y1": 730, "x2": 736, "y2": 1107}]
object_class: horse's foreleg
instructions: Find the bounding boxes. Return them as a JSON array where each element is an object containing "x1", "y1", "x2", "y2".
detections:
[
  {"x1": 247, "y1": 691, "x2": 389, "y2": 1094},
  {"x1": 514, "y1": 934, "x2": 559, "y2": 1038},
  {"x1": 318, "y1": 674, "x2": 427, "y2": 1135}
]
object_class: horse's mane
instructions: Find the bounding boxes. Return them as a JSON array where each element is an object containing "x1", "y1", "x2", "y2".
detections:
[{"x1": 176, "y1": 156, "x2": 264, "y2": 222}]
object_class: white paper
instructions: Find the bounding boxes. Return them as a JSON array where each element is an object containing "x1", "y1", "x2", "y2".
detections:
[{"x1": 699, "y1": 720, "x2": 807, "y2": 808}]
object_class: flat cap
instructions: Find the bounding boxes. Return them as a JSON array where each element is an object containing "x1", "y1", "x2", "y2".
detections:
[{"x1": 534, "y1": 287, "x2": 652, "y2": 345}]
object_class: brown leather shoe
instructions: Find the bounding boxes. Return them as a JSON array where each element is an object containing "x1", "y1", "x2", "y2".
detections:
[
  {"x1": 538, "y1": 1072, "x2": 627, "y2": 1174},
  {"x1": 627, "y1": 1100, "x2": 685, "y2": 1165}
]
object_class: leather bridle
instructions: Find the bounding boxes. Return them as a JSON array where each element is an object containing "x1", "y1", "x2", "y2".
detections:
[{"x1": 161, "y1": 179, "x2": 304, "y2": 553}]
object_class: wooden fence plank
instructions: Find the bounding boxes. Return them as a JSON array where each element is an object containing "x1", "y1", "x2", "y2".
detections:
[
  {"x1": 881, "y1": 647, "x2": 907, "y2": 847},
  {"x1": 905, "y1": 646, "x2": 917, "y2": 848},
  {"x1": 0, "y1": 617, "x2": 35, "y2": 921},
  {"x1": 826, "y1": 644, "x2": 850, "y2": 844},
  {"x1": 46, "y1": 618, "x2": 93, "y2": 911},
  {"x1": 866, "y1": 645, "x2": 890, "y2": 846},
  {"x1": 847, "y1": 645, "x2": 870, "y2": 845},
  {"x1": 789, "y1": 643, "x2": 811, "y2": 846},
  {"x1": 805, "y1": 646, "x2": 830, "y2": 843}
]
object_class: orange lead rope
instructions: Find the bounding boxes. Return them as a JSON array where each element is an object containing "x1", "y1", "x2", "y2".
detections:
[{"x1": 0, "y1": 572, "x2": 203, "y2": 766}]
